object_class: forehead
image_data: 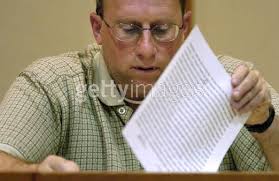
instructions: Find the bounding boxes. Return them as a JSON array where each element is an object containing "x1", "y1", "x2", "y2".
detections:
[{"x1": 103, "y1": 0, "x2": 181, "y2": 22}]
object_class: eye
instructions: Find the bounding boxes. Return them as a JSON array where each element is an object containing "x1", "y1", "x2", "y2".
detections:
[
  {"x1": 152, "y1": 24, "x2": 171, "y2": 35},
  {"x1": 119, "y1": 23, "x2": 141, "y2": 34}
]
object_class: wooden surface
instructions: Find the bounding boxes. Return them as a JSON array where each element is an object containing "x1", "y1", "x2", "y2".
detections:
[
  {"x1": 1, "y1": 172, "x2": 279, "y2": 181},
  {"x1": 0, "y1": 172, "x2": 33, "y2": 181}
]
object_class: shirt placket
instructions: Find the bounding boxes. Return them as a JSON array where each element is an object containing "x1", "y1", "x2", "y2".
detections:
[{"x1": 114, "y1": 106, "x2": 134, "y2": 125}]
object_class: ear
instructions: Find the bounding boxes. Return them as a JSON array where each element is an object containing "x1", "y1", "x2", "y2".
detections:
[
  {"x1": 181, "y1": 11, "x2": 192, "y2": 39},
  {"x1": 90, "y1": 12, "x2": 103, "y2": 45}
]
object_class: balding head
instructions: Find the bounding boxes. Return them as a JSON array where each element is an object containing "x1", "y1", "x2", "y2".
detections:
[{"x1": 96, "y1": 0, "x2": 186, "y2": 18}]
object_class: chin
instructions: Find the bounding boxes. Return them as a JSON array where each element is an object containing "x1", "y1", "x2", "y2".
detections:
[
  {"x1": 133, "y1": 77, "x2": 159, "y2": 86},
  {"x1": 124, "y1": 82, "x2": 153, "y2": 101}
]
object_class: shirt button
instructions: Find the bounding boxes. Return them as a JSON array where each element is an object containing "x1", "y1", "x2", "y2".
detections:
[{"x1": 118, "y1": 107, "x2": 126, "y2": 115}]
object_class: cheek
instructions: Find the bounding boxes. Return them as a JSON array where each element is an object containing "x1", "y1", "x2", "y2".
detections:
[
  {"x1": 102, "y1": 40, "x2": 136, "y2": 81},
  {"x1": 112, "y1": 45, "x2": 135, "y2": 70},
  {"x1": 157, "y1": 42, "x2": 182, "y2": 68},
  {"x1": 102, "y1": 36, "x2": 134, "y2": 65},
  {"x1": 166, "y1": 37, "x2": 184, "y2": 56}
]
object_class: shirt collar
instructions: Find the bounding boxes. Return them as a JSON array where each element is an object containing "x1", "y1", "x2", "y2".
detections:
[{"x1": 93, "y1": 51, "x2": 125, "y2": 107}]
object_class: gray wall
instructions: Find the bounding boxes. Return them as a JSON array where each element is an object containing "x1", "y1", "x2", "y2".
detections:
[
  {"x1": 0, "y1": 0, "x2": 96, "y2": 101},
  {"x1": 193, "y1": 0, "x2": 279, "y2": 91}
]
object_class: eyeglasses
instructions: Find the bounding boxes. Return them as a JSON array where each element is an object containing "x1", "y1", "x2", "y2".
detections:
[{"x1": 103, "y1": 19, "x2": 183, "y2": 43}]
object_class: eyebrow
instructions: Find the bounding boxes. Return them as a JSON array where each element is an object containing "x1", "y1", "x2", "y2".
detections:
[
  {"x1": 115, "y1": 18, "x2": 177, "y2": 27},
  {"x1": 151, "y1": 20, "x2": 174, "y2": 26},
  {"x1": 115, "y1": 19, "x2": 142, "y2": 26}
]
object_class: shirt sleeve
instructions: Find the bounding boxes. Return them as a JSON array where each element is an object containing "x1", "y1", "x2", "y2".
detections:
[
  {"x1": 0, "y1": 72, "x2": 61, "y2": 163},
  {"x1": 230, "y1": 127, "x2": 271, "y2": 171}
]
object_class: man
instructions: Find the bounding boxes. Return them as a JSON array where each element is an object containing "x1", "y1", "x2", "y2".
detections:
[{"x1": 0, "y1": 0, "x2": 278, "y2": 172}]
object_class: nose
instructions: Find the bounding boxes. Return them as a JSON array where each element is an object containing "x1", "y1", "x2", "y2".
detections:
[{"x1": 135, "y1": 30, "x2": 156, "y2": 62}]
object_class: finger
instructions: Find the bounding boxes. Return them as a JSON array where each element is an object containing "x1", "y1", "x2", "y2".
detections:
[
  {"x1": 50, "y1": 160, "x2": 80, "y2": 172},
  {"x1": 37, "y1": 163, "x2": 55, "y2": 173},
  {"x1": 231, "y1": 78, "x2": 262, "y2": 110},
  {"x1": 232, "y1": 64, "x2": 249, "y2": 87},
  {"x1": 232, "y1": 70, "x2": 260, "y2": 101},
  {"x1": 40, "y1": 155, "x2": 80, "y2": 173},
  {"x1": 238, "y1": 86, "x2": 267, "y2": 114},
  {"x1": 58, "y1": 161, "x2": 80, "y2": 172}
]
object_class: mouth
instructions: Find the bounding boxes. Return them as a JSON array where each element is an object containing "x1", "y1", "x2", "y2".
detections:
[{"x1": 132, "y1": 66, "x2": 160, "y2": 73}]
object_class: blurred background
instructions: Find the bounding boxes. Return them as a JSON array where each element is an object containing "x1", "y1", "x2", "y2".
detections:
[{"x1": 0, "y1": 0, "x2": 278, "y2": 101}]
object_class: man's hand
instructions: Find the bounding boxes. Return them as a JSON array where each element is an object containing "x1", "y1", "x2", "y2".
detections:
[
  {"x1": 36, "y1": 155, "x2": 80, "y2": 173},
  {"x1": 0, "y1": 151, "x2": 80, "y2": 172},
  {"x1": 230, "y1": 64, "x2": 271, "y2": 125}
]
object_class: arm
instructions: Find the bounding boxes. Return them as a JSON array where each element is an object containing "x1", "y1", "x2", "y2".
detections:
[
  {"x1": 0, "y1": 151, "x2": 37, "y2": 172},
  {"x1": 0, "y1": 64, "x2": 77, "y2": 170},
  {"x1": 231, "y1": 65, "x2": 279, "y2": 170},
  {"x1": 0, "y1": 151, "x2": 79, "y2": 172},
  {"x1": 0, "y1": 55, "x2": 83, "y2": 172},
  {"x1": 251, "y1": 115, "x2": 279, "y2": 170}
]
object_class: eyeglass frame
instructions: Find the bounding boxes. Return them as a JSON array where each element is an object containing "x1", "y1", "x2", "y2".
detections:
[{"x1": 102, "y1": 18, "x2": 184, "y2": 44}]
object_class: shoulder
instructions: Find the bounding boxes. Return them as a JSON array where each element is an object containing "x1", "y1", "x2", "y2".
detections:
[
  {"x1": 21, "y1": 44, "x2": 101, "y2": 85},
  {"x1": 25, "y1": 51, "x2": 81, "y2": 78},
  {"x1": 217, "y1": 55, "x2": 254, "y2": 75}
]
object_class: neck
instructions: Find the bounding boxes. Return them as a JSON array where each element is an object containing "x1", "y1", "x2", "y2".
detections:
[{"x1": 125, "y1": 101, "x2": 140, "y2": 111}]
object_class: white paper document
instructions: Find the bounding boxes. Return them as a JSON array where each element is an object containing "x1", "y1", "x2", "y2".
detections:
[{"x1": 122, "y1": 26, "x2": 249, "y2": 172}]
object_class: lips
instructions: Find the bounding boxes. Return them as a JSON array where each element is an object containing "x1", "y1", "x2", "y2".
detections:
[
  {"x1": 131, "y1": 66, "x2": 160, "y2": 81},
  {"x1": 132, "y1": 66, "x2": 160, "y2": 72}
]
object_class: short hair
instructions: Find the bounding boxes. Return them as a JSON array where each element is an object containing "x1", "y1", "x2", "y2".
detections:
[{"x1": 96, "y1": 0, "x2": 186, "y2": 18}]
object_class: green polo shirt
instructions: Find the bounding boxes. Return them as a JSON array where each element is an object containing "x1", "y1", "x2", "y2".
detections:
[{"x1": 0, "y1": 44, "x2": 277, "y2": 171}]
